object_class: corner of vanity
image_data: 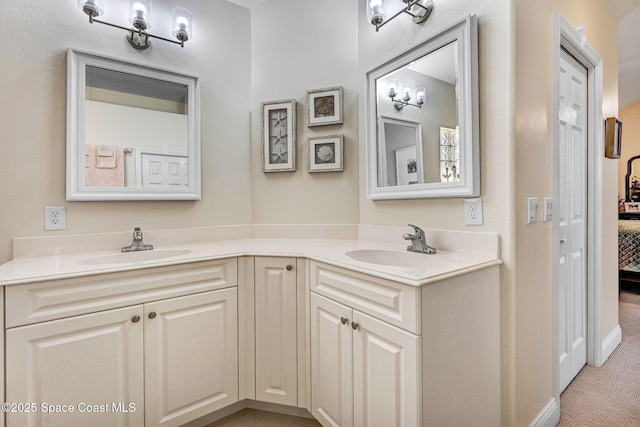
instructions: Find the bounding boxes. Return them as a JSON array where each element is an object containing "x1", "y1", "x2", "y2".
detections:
[{"x1": 0, "y1": 226, "x2": 501, "y2": 427}]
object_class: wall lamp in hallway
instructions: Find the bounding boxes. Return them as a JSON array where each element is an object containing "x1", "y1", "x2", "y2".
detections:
[
  {"x1": 367, "y1": 0, "x2": 434, "y2": 32},
  {"x1": 387, "y1": 81, "x2": 425, "y2": 110},
  {"x1": 78, "y1": 0, "x2": 193, "y2": 50}
]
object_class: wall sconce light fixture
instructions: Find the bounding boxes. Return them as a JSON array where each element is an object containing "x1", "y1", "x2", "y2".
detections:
[
  {"x1": 367, "y1": 0, "x2": 434, "y2": 32},
  {"x1": 78, "y1": 0, "x2": 193, "y2": 50},
  {"x1": 388, "y1": 81, "x2": 425, "y2": 110}
]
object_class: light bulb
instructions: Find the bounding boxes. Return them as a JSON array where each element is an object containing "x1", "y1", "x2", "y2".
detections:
[
  {"x1": 387, "y1": 80, "x2": 398, "y2": 98},
  {"x1": 129, "y1": 0, "x2": 151, "y2": 30},
  {"x1": 402, "y1": 86, "x2": 411, "y2": 101},
  {"x1": 368, "y1": 0, "x2": 386, "y2": 26},
  {"x1": 416, "y1": 87, "x2": 426, "y2": 104},
  {"x1": 78, "y1": 0, "x2": 104, "y2": 17},
  {"x1": 172, "y1": 8, "x2": 193, "y2": 42}
]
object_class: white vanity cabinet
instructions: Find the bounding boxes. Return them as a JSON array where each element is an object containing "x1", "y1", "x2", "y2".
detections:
[
  {"x1": 4, "y1": 258, "x2": 238, "y2": 427},
  {"x1": 310, "y1": 264, "x2": 421, "y2": 427},
  {"x1": 252, "y1": 257, "x2": 299, "y2": 406},
  {"x1": 144, "y1": 288, "x2": 238, "y2": 426},
  {"x1": 6, "y1": 304, "x2": 146, "y2": 427},
  {"x1": 310, "y1": 260, "x2": 501, "y2": 427}
]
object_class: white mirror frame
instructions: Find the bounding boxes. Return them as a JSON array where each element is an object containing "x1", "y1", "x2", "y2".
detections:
[
  {"x1": 365, "y1": 15, "x2": 479, "y2": 200},
  {"x1": 66, "y1": 48, "x2": 201, "y2": 201}
]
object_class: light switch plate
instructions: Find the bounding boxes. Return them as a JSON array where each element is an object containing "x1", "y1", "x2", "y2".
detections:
[
  {"x1": 527, "y1": 197, "x2": 539, "y2": 224},
  {"x1": 544, "y1": 197, "x2": 553, "y2": 222}
]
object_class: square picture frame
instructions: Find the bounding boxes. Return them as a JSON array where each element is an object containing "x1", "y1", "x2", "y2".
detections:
[
  {"x1": 262, "y1": 99, "x2": 296, "y2": 172},
  {"x1": 625, "y1": 202, "x2": 640, "y2": 213},
  {"x1": 307, "y1": 86, "x2": 343, "y2": 127},
  {"x1": 308, "y1": 134, "x2": 343, "y2": 173}
]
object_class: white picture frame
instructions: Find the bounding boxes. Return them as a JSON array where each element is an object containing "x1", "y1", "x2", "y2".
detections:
[
  {"x1": 307, "y1": 86, "x2": 343, "y2": 127},
  {"x1": 262, "y1": 99, "x2": 296, "y2": 172},
  {"x1": 308, "y1": 134, "x2": 343, "y2": 172},
  {"x1": 395, "y1": 145, "x2": 419, "y2": 185},
  {"x1": 625, "y1": 202, "x2": 640, "y2": 213}
]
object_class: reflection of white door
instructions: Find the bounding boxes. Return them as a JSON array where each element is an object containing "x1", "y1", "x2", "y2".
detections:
[
  {"x1": 140, "y1": 152, "x2": 189, "y2": 188},
  {"x1": 557, "y1": 48, "x2": 588, "y2": 392}
]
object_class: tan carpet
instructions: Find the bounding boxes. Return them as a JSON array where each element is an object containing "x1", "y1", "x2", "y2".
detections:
[{"x1": 558, "y1": 291, "x2": 640, "y2": 426}]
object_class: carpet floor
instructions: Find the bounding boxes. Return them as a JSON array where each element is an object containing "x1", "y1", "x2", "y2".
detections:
[{"x1": 558, "y1": 291, "x2": 640, "y2": 426}]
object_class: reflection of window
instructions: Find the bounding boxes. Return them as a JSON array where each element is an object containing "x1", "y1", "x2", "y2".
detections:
[{"x1": 440, "y1": 126, "x2": 459, "y2": 182}]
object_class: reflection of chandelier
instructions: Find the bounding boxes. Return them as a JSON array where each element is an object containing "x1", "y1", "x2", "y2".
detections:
[{"x1": 387, "y1": 81, "x2": 425, "y2": 111}]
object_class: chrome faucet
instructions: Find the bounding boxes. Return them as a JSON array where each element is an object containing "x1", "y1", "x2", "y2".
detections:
[
  {"x1": 121, "y1": 227, "x2": 154, "y2": 252},
  {"x1": 403, "y1": 224, "x2": 436, "y2": 254}
]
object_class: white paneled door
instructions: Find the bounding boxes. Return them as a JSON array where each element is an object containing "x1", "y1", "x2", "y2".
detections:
[{"x1": 557, "y1": 48, "x2": 588, "y2": 392}]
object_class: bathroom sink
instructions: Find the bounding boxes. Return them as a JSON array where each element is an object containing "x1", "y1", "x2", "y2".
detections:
[
  {"x1": 78, "y1": 249, "x2": 192, "y2": 265},
  {"x1": 346, "y1": 249, "x2": 444, "y2": 268}
]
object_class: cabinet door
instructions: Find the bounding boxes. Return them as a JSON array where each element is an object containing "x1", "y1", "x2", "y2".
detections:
[
  {"x1": 6, "y1": 305, "x2": 144, "y2": 427},
  {"x1": 254, "y1": 257, "x2": 298, "y2": 406},
  {"x1": 352, "y1": 311, "x2": 421, "y2": 427},
  {"x1": 145, "y1": 288, "x2": 238, "y2": 427},
  {"x1": 310, "y1": 293, "x2": 353, "y2": 427}
]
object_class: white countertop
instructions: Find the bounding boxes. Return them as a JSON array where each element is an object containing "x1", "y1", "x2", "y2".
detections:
[{"x1": 0, "y1": 237, "x2": 501, "y2": 287}]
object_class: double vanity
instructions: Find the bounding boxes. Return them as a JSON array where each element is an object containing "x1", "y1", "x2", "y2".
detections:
[{"x1": 0, "y1": 225, "x2": 501, "y2": 427}]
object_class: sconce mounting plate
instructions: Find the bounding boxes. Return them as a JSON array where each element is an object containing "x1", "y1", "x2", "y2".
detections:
[
  {"x1": 128, "y1": 31, "x2": 151, "y2": 50},
  {"x1": 408, "y1": 0, "x2": 434, "y2": 24}
]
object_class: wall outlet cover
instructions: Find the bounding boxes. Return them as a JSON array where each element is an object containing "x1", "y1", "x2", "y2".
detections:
[
  {"x1": 464, "y1": 198, "x2": 484, "y2": 226},
  {"x1": 45, "y1": 206, "x2": 66, "y2": 231}
]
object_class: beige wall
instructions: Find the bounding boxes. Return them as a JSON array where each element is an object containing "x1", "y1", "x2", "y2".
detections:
[
  {"x1": 0, "y1": 0, "x2": 253, "y2": 264},
  {"x1": 619, "y1": 102, "x2": 640, "y2": 197},
  {"x1": 516, "y1": 0, "x2": 619, "y2": 425},
  {"x1": 249, "y1": 0, "x2": 360, "y2": 225}
]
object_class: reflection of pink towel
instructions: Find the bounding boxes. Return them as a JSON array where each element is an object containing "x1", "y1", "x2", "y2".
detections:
[{"x1": 85, "y1": 144, "x2": 125, "y2": 187}]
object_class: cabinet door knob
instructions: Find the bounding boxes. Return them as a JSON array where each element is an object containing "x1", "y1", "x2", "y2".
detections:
[
  {"x1": 131, "y1": 315, "x2": 141, "y2": 323},
  {"x1": 351, "y1": 321, "x2": 359, "y2": 330},
  {"x1": 286, "y1": 264, "x2": 293, "y2": 271},
  {"x1": 148, "y1": 312, "x2": 157, "y2": 319},
  {"x1": 560, "y1": 238, "x2": 567, "y2": 244},
  {"x1": 341, "y1": 317, "x2": 348, "y2": 325}
]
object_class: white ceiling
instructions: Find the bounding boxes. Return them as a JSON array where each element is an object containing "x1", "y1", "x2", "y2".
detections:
[{"x1": 225, "y1": 0, "x2": 268, "y2": 9}]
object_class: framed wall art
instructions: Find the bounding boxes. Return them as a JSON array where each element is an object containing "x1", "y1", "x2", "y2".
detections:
[
  {"x1": 307, "y1": 86, "x2": 343, "y2": 127},
  {"x1": 604, "y1": 117, "x2": 622, "y2": 159},
  {"x1": 308, "y1": 134, "x2": 343, "y2": 172},
  {"x1": 262, "y1": 99, "x2": 296, "y2": 172}
]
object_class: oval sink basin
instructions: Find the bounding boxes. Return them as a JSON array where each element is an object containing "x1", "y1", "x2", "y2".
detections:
[
  {"x1": 346, "y1": 249, "x2": 442, "y2": 268},
  {"x1": 78, "y1": 249, "x2": 192, "y2": 266}
]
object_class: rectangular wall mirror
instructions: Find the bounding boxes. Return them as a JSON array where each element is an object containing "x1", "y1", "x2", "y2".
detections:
[
  {"x1": 67, "y1": 49, "x2": 201, "y2": 201},
  {"x1": 365, "y1": 15, "x2": 479, "y2": 200}
]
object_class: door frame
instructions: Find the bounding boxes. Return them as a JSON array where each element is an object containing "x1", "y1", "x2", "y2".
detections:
[{"x1": 553, "y1": 13, "x2": 604, "y2": 403}]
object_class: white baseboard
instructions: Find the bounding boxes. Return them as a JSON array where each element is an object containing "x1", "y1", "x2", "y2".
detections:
[
  {"x1": 601, "y1": 324, "x2": 622, "y2": 365},
  {"x1": 530, "y1": 398, "x2": 560, "y2": 427}
]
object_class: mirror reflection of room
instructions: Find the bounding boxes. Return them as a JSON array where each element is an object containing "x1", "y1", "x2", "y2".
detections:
[
  {"x1": 375, "y1": 40, "x2": 459, "y2": 188},
  {"x1": 84, "y1": 66, "x2": 189, "y2": 189}
]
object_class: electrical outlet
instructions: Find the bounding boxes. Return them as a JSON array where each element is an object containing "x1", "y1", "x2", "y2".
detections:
[
  {"x1": 527, "y1": 197, "x2": 539, "y2": 224},
  {"x1": 464, "y1": 198, "x2": 484, "y2": 226},
  {"x1": 45, "y1": 206, "x2": 66, "y2": 231}
]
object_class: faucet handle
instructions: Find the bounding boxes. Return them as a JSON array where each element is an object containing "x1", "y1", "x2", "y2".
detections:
[{"x1": 407, "y1": 224, "x2": 425, "y2": 240}]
